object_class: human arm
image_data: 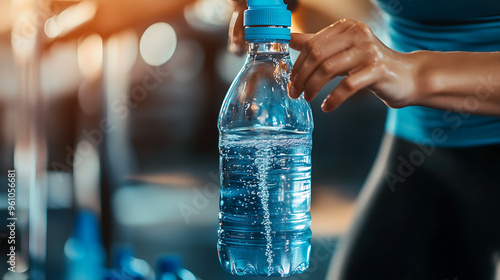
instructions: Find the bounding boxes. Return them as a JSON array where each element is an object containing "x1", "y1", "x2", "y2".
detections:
[
  {"x1": 288, "y1": 19, "x2": 500, "y2": 117},
  {"x1": 407, "y1": 51, "x2": 500, "y2": 116}
]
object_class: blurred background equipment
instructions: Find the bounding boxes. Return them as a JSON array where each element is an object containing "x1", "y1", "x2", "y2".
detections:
[
  {"x1": 63, "y1": 210, "x2": 105, "y2": 280},
  {"x1": 0, "y1": 0, "x2": 388, "y2": 279}
]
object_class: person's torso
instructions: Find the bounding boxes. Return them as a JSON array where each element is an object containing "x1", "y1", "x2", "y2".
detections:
[
  {"x1": 376, "y1": 0, "x2": 500, "y2": 147},
  {"x1": 377, "y1": 0, "x2": 500, "y2": 24}
]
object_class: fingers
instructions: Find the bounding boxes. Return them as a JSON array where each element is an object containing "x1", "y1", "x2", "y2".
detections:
[
  {"x1": 292, "y1": 19, "x2": 356, "y2": 78},
  {"x1": 321, "y1": 66, "x2": 380, "y2": 112},
  {"x1": 289, "y1": 34, "x2": 356, "y2": 98},
  {"x1": 301, "y1": 47, "x2": 367, "y2": 101},
  {"x1": 290, "y1": 33, "x2": 313, "y2": 51},
  {"x1": 289, "y1": 21, "x2": 358, "y2": 98},
  {"x1": 228, "y1": 10, "x2": 246, "y2": 55}
]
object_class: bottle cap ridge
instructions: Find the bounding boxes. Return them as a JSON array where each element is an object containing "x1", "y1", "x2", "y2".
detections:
[{"x1": 244, "y1": 0, "x2": 291, "y2": 40}]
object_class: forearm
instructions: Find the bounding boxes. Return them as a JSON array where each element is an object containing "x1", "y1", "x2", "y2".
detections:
[{"x1": 410, "y1": 51, "x2": 500, "y2": 117}]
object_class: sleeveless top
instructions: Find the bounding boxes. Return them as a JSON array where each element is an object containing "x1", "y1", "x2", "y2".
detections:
[{"x1": 377, "y1": 0, "x2": 500, "y2": 147}]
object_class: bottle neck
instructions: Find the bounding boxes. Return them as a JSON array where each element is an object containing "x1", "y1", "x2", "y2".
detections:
[{"x1": 247, "y1": 41, "x2": 290, "y2": 56}]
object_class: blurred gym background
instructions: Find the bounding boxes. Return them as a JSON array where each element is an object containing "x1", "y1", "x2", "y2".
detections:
[{"x1": 0, "y1": 0, "x2": 387, "y2": 279}]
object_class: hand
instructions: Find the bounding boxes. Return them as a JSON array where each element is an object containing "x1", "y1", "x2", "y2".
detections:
[
  {"x1": 228, "y1": 0, "x2": 247, "y2": 55},
  {"x1": 288, "y1": 19, "x2": 419, "y2": 112}
]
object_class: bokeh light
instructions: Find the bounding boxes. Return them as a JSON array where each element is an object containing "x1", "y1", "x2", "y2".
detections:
[
  {"x1": 78, "y1": 33, "x2": 103, "y2": 80},
  {"x1": 184, "y1": 0, "x2": 232, "y2": 32},
  {"x1": 139, "y1": 22, "x2": 177, "y2": 67}
]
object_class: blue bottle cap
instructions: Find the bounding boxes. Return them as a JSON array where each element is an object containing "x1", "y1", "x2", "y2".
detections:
[{"x1": 244, "y1": 0, "x2": 292, "y2": 41}]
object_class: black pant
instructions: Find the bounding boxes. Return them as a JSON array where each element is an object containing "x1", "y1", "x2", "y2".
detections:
[{"x1": 327, "y1": 134, "x2": 500, "y2": 280}]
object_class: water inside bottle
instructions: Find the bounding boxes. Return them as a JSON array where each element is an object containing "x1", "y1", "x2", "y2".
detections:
[{"x1": 218, "y1": 127, "x2": 312, "y2": 276}]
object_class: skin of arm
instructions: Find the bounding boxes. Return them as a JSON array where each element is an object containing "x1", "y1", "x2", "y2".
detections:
[
  {"x1": 408, "y1": 51, "x2": 500, "y2": 117},
  {"x1": 288, "y1": 19, "x2": 500, "y2": 117}
]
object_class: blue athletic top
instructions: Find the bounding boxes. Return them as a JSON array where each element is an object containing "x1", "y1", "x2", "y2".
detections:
[{"x1": 377, "y1": 0, "x2": 500, "y2": 147}]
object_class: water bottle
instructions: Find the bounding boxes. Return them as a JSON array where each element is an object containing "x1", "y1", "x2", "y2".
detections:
[
  {"x1": 64, "y1": 210, "x2": 106, "y2": 280},
  {"x1": 217, "y1": 0, "x2": 314, "y2": 276}
]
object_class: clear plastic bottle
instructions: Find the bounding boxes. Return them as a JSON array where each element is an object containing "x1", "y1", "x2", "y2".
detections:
[{"x1": 217, "y1": 0, "x2": 314, "y2": 276}]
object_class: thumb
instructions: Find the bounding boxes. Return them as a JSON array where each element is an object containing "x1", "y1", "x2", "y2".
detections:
[{"x1": 290, "y1": 33, "x2": 313, "y2": 51}]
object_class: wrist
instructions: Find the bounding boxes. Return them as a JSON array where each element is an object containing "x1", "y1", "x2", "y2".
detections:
[{"x1": 406, "y1": 51, "x2": 440, "y2": 107}]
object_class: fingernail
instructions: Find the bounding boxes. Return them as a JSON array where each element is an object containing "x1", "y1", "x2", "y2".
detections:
[{"x1": 321, "y1": 100, "x2": 329, "y2": 111}]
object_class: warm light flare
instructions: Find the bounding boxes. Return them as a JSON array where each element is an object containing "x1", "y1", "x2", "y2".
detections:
[
  {"x1": 77, "y1": 33, "x2": 103, "y2": 79},
  {"x1": 44, "y1": 1, "x2": 97, "y2": 39}
]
